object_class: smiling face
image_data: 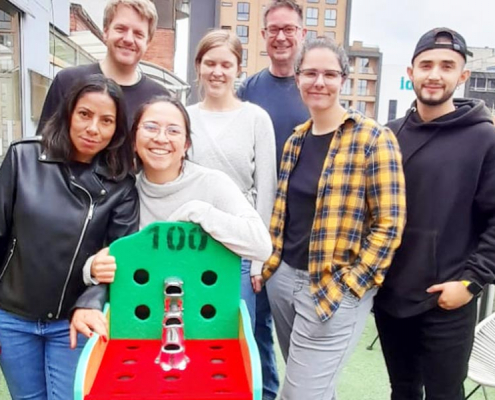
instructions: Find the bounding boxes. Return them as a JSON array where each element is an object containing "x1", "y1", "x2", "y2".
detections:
[
  {"x1": 296, "y1": 47, "x2": 345, "y2": 114},
  {"x1": 197, "y1": 44, "x2": 239, "y2": 100},
  {"x1": 135, "y1": 101, "x2": 189, "y2": 184},
  {"x1": 262, "y1": 6, "x2": 305, "y2": 67},
  {"x1": 103, "y1": 4, "x2": 150, "y2": 68},
  {"x1": 408, "y1": 48, "x2": 469, "y2": 107},
  {"x1": 69, "y1": 91, "x2": 117, "y2": 163}
]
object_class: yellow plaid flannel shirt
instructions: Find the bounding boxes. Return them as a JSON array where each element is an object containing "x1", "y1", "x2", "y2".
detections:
[{"x1": 262, "y1": 109, "x2": 406, "y2": 321}]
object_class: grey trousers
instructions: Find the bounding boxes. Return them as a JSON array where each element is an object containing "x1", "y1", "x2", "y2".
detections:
[{"x1": 266, "y1": 261, "x2": 376, "y2": 400}]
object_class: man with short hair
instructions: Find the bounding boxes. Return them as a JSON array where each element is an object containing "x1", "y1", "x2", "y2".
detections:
[
  {"x1": 237, "y1": 1, "x2": 309, "y2": 399},
  {"x1": 38, "y1": 0, "x2": 169, "y2": 131},
  {"x1": 374, "y1": 27, "x2": 495, "y2": 400}
]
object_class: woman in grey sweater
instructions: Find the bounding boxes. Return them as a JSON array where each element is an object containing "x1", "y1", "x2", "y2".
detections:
[
  {"x1": 187, "y1": 30, "x2": 277, "y2": 327},
  {"x1": 133, "y1": 96, "x2": 272, "y2": 261},
  {"x1": 72, "y1": 96, "x2": 272, "y2": 340}
]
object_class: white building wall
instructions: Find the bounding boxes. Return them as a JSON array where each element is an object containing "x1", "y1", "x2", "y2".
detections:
[
  {"x1": 377, "y1": 65, "x2": 416, "y2": 124},
  {"x1": 13, "y1": 0, "x2": 70, "y2": 136}
]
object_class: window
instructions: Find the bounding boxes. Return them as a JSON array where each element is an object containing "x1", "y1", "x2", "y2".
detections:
[
  {"x1": 308, "y1": 0, "x2": 320, "y2": 2},
  {"x1": 357, "y1": 79, "x2": 368, "y2": 95},
  {"x1": 326, "y1": 0, "x2": 338, "y2": 3},
  {"x1": 475, "y1": 78, "x2": 487, "y2": 91},
  {"x1": 341, "y1": 78, "x2": 353, "y2": 95},
  {"x1": 0, "y1": 10, "x2": 11, "y2": 30},
  {"x1": 388, "y1": 100, "x2": 397, "y2": 121},
  {"x1": 221, "y1": 25, "x2": 232, "y2": 30},
  {"x1": 236, "y1": 25, "x2": 249, "y2": 44},
  {"x1": 237, "y1": 2, "x2": 249, "y2": 21},
  {"x1": 306, "y1": 30, "x2": 318, "y2": 40},
  {"x1": 50, "y1": 30, "x2": 95, "y2": 68},
  {"x1": 240, "y1": 72, "x2": 247, "y2": 80},
  {"x1": 469, "y1": 78, "x2": 476, "y2": 90},
  {"x1": 324, "y1": 9, "x2": 337, "y2": 27},
  {"x1": 306, "y1": 8, "x2": 318, "y2": 26},
  {"x1": 325, "y1": 31, "x2": 336, "y2": 39},
  {"x1": 358, "y1": 57, "x2": 370, "y2": 73},
  {"x1": 356, "y1": 101, "x2": 366, "y2": 114},
  {"x1": 0, "y1": 8, "x2": 21, "y2": 160},
  {"x1": 50, "y1": 31, "x2": 76, "y2": 66},
  {"x1": 29, "y1": 70, "x2": 51, "y2": 123},
  {"x1": 241, "y1": 48, "x2": 248, "y2": 67},
  {"x1": 473, "y1": 77, "x2": 495, "y2": 92},
  {"x1": 221, "y1": 2, "x2": 233, "y2": 6}
]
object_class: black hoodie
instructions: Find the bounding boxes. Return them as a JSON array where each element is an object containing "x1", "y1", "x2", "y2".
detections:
[{"x1": 375, "y1": 99, "x2": 495, "y2": 318}]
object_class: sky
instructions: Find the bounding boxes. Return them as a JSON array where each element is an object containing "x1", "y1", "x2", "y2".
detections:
[{"x1": 349, "y1": 0, "x2": 495, "y2": 67}]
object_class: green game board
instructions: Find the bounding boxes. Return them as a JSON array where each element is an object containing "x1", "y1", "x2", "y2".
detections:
[{"x1": 109, "y1": 222, "x2": 242, "y2": 340}]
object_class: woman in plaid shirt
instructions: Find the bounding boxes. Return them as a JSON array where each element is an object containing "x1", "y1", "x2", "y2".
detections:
[{"x1": 262, "y1": 36, "x2": 406, "y2": 399}]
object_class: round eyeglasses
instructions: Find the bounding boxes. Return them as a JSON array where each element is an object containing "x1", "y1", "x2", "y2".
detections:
[
  {"x1": 297, "y1": 69, "x2": 344, "y2": 84},
  {"x1": 139, "y1": 122, "x2": 184, "y2": 139}
]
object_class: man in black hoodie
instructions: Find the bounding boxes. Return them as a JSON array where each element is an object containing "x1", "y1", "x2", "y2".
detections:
[{"x1": 374, "y1": 28, "x2": 495, "y2": 400}]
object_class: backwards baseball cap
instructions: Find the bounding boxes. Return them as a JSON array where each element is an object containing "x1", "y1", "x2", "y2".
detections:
[{"x1": 412, "y1": 27, "x2": 473, "y2": 63}]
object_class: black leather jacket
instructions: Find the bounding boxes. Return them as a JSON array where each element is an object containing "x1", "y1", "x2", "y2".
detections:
[{"x1": 0, "y1": 137, "x2": 139, "y2": 320}]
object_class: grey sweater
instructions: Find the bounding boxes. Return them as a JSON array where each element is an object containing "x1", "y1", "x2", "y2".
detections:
[
  {"x1": 137, "y1": 161, "x2": 272, "y2": 273},
  {"x1": 187, "y1": 102, "x2": 277, "y2": 229}
]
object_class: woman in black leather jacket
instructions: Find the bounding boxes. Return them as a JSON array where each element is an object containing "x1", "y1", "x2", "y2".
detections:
[{"x1": 0, "y1": 74, "x2": 139, "y2": 400}]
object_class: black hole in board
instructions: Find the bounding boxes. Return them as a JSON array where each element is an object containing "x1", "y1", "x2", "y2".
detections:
[
  {"x1": 201, "y1": 305, "x2": 216, "y2": 319},
  {"x1": 201, "y1": 270, "x2": 218, "y2": 286},
  {"x1": 165, "y1": 285, "x2": 183, "y2": 295},
  {"x1": 133, "y1": 269, "x2": 149, "y2": 285},
  {"x1": 212, "y1": 373, "x2": 227, "y2": 380},
  {"x1": 135, "y1": 305, "x2": 150, "y2": 320},
  {"x1": 165, "y1": 317, "x2": 182, "y2": 326},
  {"x1": 211, "y1": 358, "x2": 225, "y2": 364},
  {"x1": 127, "y1": 345, "x2": 140, "y2": 350},
  {"x1": 164, "y1": 375, "x2": 180, "y2": 381},
  {"x1": 164, "y1": 344, "x2": 181, "y2": 351},
  {"x1": 210, "y1": 345, "x2": 223, "y2": 350},
  {"x1": 117, "y1": 374, "x2": 134, "y2": 381},
  {"x1": 123, "y1": 359, "x2": 137, "y2": 365}
]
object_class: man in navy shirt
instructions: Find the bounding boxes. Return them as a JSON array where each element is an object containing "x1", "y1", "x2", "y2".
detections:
[{"x1": 237, "y1": 1, "x2": 309, "y2": 399}]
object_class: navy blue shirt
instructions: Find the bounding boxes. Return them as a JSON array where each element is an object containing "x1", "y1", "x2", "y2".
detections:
[
  {"x1": 283, "y1": 130, "x2": 334, "y2": 270},
  {"x1": 238, "y1": 68, "x2": 309, "y2": 170}
]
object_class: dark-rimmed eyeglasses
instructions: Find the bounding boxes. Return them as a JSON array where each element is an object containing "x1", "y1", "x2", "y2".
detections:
[{"x1": 264, "y1": 25, "x2": 301, "y2": 38}]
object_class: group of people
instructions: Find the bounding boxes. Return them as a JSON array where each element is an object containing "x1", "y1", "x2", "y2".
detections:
[{"x1": 0, "y1": 1, "x2": 494, "y2": 400}]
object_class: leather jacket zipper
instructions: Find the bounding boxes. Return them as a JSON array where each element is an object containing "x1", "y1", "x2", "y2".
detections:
[
  {"x1": 56, "y1": 182, "x2": 95, "y2": 319},
  {"x1": 0, "y1": 238, "x2": 17, "y2": 280}
]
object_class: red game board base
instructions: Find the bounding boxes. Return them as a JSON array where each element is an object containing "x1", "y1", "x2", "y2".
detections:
[{"x1": 85, "y1": 339, "x2": 252, "y2": 400}]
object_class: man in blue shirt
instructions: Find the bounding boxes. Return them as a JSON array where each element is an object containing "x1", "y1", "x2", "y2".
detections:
[{"x1": 237, "y1": 1, "x2": 309, "y2": 399}]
